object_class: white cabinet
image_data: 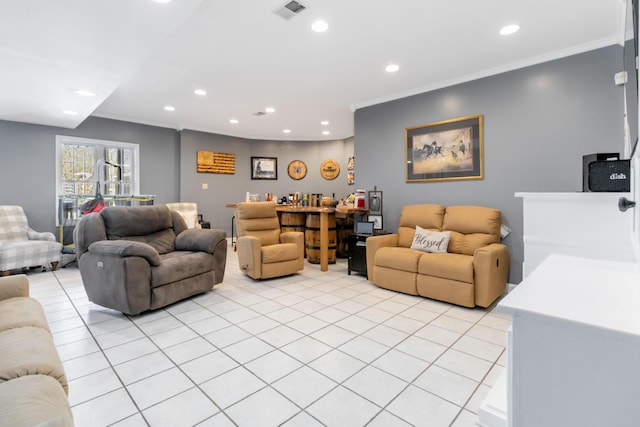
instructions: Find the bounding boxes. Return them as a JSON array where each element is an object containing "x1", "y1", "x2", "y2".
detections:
[
  {"x1": 515, "y1": 192, "x2": 635, "y2": 278},
  {"x1": 492, "y1": 254, "x2": 640, "y2": 427},
  {"x1": 479, "y1": 191, "x2": 639, "y2": 427}
]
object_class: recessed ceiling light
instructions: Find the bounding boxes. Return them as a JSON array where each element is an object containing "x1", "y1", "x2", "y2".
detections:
[
  {"x1": 500, "y1": 24, "x2": 520, "y2": 36},
  {"x1": 194, "y1": 89, "x2": 206, "y2": 96},
  {"x1": 283, "y1": 129, "x2": 291, "y2": 134},
  {"x1": 229, "y1": 119, "x2": 238, "y2": 124},
  {"x1": 321, "y1": 120, "x2": 329, "y2": 125},
  {"x1": 311, "y1": 20, "x2": 329, "y2": 32},
  {"x1": 385, "y1": 64, "x2": 400, "y2": 73},
  {"x1": 62, "y1": 110, "x2": 79, "y2": 115},
  {"x1": 152, "y1": 0, "x2": 172, "y2": 3},
  {"x1": 322, "y1": 130, "x2": 330, "y2": 135},
  {"x1": 164, "y1": 105, "x2": 175, "y2": 112},
  {"x1": 73, "y1": 89, "x2": 96, "y2": 97},
  {"x1": 265, "y1": 107, "x2": 276, "y2": 113}
]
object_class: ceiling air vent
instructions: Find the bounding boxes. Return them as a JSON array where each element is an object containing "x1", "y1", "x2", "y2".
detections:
[
  {"x1": 253, "y1": 111, "x2": 267, "y2": 116},
  {"x1": 273, "y1": 1, "x2": 307, "y2": 20}
]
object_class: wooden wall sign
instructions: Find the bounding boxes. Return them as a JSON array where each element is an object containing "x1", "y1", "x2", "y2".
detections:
[
  {"x1": 287, "y1": 160, "x2": 307, "y2": 180},
  {"x1": 197, "y1": 151, "x2": 235, "y2": 174},
  {"x1": 320, "y1": 159, "x2": 340, "y2": 180}
]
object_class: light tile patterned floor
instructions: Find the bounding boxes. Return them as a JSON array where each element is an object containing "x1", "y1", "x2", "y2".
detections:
[{"x1": 26, "y1": 241, "x2": 511, "y2": 427}]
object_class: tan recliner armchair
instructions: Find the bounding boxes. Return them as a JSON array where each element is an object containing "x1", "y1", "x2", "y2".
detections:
[{"x1": 236, "y1": 202, "x2": 304, "y2": 279}]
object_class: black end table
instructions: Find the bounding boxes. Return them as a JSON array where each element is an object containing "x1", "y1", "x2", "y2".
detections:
[{"x1": 347, "y1": 234, "x2": 369, "y2": 278}]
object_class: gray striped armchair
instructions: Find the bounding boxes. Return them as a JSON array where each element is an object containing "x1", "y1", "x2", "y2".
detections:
[{"x1": 0, "y1": 206, "x2": 62, "y2": 276}]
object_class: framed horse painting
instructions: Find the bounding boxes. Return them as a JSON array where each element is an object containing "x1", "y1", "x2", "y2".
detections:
[{"x1": 405, "y1": 115, "x2": 484, "y2": 183}]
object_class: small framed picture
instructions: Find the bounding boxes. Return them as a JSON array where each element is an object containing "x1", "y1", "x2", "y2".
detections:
[
  {"x1": 369, "y1": 214, "x2": 383, "y2": 230},
  {"x1": 368, "y1": 190, "x2": 382, "y2": 215},
  {"x1": 251, "y1": 157, "x2": 277, "y2": 180}
]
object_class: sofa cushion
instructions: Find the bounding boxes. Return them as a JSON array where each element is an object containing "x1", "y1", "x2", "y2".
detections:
[
  {"x1": 0, "y1": 327, "x2": 68, "y2": 394},
  {"x1": 0, "y1": 298, "x2": 50, "y2": 333},
  {"x1": 375, "y1": 247, "x2": 423, "y2": 273},
  {"x1": 0, "y1": 206, "x2": 29, "y2": 241},
  {"x1": 236, "y1": 203, "x2": 281, "y2": 246},
  {"x1": 410, "y1": 226, "x2": 451, "y2": 253},
  {"x1": 0, "y1": 240, "x2": 63, "y2": 271},
  {"x1": 117, "y1": 229, "x2": 176, "y2": 255},
  {"x1": 175, "y1": 209, "x2": 198, "y2": 229},
  {"x1": 443, "y1": 206, "x2": 500, "y2": 255},
  {"x1": 102, "y1": 205, "x2": 173, "y2": 236},
  {"x1": 397, "y1": 204, "x2": 445, "y2": 247},
  {"x1": 0, "y1": 375, "x2": 74, "y2": 427},
  {"x1": 0, "y1": 274, "x2": 29, "y2": 300},
  {"x1": 101, "y1": 206, "x2": 176, "y2": 254},
  {"x1": 262, "y1": 243, "x2": 300, "y2": 264},
  {"x1": 418, "y1": 252, "x2": 474, "y2": 283},
  {"x1": 151, "y1": 251, "x2": 213, "y2": 288}
]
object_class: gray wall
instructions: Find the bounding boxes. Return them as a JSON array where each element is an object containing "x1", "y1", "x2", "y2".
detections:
[
  {"x1": 0, "y1": 117, "x2": 180, "y2": 234},
  {"x1": 0, "y1": 44, "x2": 626, "y2": 284},
  {"x1": 354, "y1": 45, "x2": 625, "y2": 284},
  {"x1": 0, "y1": 115, "x2": 354, "y2": 240},
  {"x1": 179, "y1": 129, "x2": 354, "y2": 232}
]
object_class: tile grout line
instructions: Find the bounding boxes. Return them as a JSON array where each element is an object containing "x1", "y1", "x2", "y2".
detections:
[{"x1": 50, "y1": 270, "x2": 152, "y2": 427}]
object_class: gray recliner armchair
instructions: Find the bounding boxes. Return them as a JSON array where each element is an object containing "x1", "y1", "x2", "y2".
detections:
[{"x1": 74, "y1": 205, "x2": 227, "y2": 315}]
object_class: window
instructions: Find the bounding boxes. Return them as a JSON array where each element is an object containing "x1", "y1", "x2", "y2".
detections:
[{"x1": 55, "y1": 136, "x2": 140, "y2": 222}]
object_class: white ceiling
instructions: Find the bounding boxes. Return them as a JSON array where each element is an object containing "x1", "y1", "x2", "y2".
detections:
[{"x1": 0, "y1": 0, "x2": 630, "y2": 141}]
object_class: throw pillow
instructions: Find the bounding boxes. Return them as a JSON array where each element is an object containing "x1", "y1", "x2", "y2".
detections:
[
  {"x1": 176, "y1": 210, "x2": 198, "y2": 229},
  {"x1": 410, "y1": 226, "x2": 451, "y2": 253}
]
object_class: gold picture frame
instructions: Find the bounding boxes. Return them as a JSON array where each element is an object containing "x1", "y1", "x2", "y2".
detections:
[{"x1": 405, "y1": 115, "x2": 484, "y2": 182}]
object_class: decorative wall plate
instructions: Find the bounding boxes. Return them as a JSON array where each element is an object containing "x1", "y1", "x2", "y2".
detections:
[
  {"x1": 320, "y1": 159, "x2": 340, "y2": 180},
  {"x1": 287, "y1": 160, "x2": 307, "y2": 180}
]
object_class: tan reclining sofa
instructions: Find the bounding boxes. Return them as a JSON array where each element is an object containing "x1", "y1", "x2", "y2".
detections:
[
  {"x1": 366, "y1": 204, "x2": 509, "y2": 308},
  {"x1": 0, "y1": 274, "x2": 73, "y2": 426}
]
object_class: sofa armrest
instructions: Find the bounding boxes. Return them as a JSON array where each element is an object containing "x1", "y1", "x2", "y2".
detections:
[
  {"x1": 280, "y1": 231, "x2": 304, "y2": 246},
  {"x1": 88, "y1": 240, "x2": 161, "y2": 266},
  {"x1": 280, "y1": 231, "x2": 305, "y2": 270},
  {"x1": 175, "y1": 229, "x2": 227, "y2": 254},
  {"x1": 236, "y1": 236, "x2": 262, "y2": 278},
  {"x1": 27, "y1": 227, "x2": 56, "y2": 242},
  {"x1": 473, "y1": 243, "x2": 510, "y2": 308},
  {"x1": 0, "y1": 274, "x2": 29, "y2": 300},
  {"x1": 366, "y1": 234, "x2": 399, "y2": 278}
]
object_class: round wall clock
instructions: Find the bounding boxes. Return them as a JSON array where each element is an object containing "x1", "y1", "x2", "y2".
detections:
[
  {"x1": 320, "y1": 159, "x2": 340, "y2": 180},
  {"x1": 287, "y1": 160, "x2": 307, "y2": 180}
]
